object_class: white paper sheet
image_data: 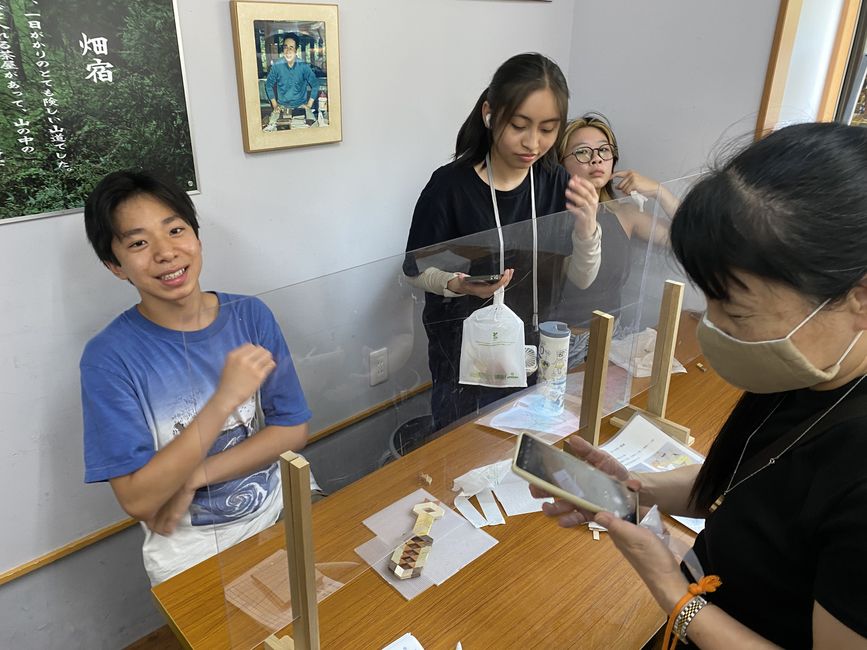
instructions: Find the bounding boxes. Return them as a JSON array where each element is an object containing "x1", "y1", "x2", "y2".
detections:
[
  {"x1": 476, "y1": 488, "x2": 505, "y2": 525},
  {"x1": 492, "y1": 473, "x2": 553, "y2": 516},
  {"x1": 355, "y1": 533, "x2": 436, "y2": 600},
  {"x1": 382, "y1": 633, "x2": 425, "y2": 650},
  {"x1": 608, "y1": 328, "x2": 687, "y2": 378},
  {"x1": 600, "y1": 414, "x2": 706, "y2": 533},
  {"x1": 454, "y1": 493, "x2": 488, "y2": 528},
  {"x1": 600, "y1": 413, "x2": 704, "y2": 471},
  {"x1": 355, "y1": 489, "x2": 498, "y2": 600},
  {"x1": 451, "y1": 460, "x2": 512, "y2": 496},
  {"x1": 629, "y1": 190, "x2": 648, "y2": 212},
  {"x1": 452, "y1": 459, "x2": 551, "y2": 524},
  {"x1": 362, "y1": 489, "x2": 439, "y2": 540},
  {"x1": 671, "y1": 516, "x2": 705, "y2": 533}
]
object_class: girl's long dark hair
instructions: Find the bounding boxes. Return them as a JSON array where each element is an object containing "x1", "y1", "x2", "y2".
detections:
[
  {"x1": 454, "y1": 52, "x2": 569, "y2": 173},
  {"x1": 669, "y1": 121, "x2": 867, "y2": 511}
]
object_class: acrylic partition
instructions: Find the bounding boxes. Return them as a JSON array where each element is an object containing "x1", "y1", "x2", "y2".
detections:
[
  {"x1": 172, "y1": 188, "x2": 687, "y2": 648},
  {"x1": 641, "y1": 174, "x2": 707, "y2": 382}
]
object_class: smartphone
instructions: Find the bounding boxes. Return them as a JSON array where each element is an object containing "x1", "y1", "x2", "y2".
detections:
[
  {"x1": 464, "y1": 274, "x2": 501, "y2": 284},
  {"x1": 512, "y1": 432, "x2": 638, "y2": 522}
]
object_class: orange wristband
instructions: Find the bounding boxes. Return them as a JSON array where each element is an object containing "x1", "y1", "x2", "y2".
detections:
[{"x1": 662, "y1": 575, "x2": 721, "y2": 650}]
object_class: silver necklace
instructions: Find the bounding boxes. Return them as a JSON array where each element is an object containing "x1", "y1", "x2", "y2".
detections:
[{"x1": 710, "y1": 374, "x2": 866, "y2": 513}]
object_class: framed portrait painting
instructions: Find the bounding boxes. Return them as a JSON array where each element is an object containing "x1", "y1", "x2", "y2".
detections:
[{"x1": 230, "y1": 1, "x2": 341, "y2": 153}]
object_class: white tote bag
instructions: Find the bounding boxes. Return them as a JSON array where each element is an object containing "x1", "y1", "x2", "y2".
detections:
[{"x1": 459, "y1": 287, "x2": 527, "y2": 388}]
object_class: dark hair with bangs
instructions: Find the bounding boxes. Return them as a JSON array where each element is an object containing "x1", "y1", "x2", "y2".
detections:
[
  {"x1": 671, "y1": 121, "x2": 867, "y2": 511},
  {"x1": 454, "y1": 52, "x2": 569, "y2": 173},
  {"x1": 84, "y1": 170, "x2": 199, "y2": 266},
  {"x1": 671, "y1": 121, "x2": 867, "y2": 306}
]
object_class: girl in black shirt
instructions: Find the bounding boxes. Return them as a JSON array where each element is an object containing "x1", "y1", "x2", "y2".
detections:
[{"x1": 404, "y1": 53, "x2": 601, "y2": 431}]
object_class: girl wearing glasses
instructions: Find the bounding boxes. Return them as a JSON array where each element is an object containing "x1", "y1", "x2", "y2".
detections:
[
  {"x1": 403, "y1": 53, "x2": 601, "y2": 431},
  {"x1": 555, "y1": 113, "x2": 679, "y2": 362}
]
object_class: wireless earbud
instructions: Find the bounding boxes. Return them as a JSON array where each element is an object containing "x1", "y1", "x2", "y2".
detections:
[{"x1": 484, "y1": 114, "x2": 491, "y2": 128}]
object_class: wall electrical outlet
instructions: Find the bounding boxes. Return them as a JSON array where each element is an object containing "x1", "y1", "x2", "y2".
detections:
[{"x1": 369, "y1": 347, "x2": 388, "y2": 386}]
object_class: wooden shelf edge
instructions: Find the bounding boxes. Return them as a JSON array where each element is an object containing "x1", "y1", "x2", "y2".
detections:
[{"x1": 0, "y1": 517, "x2": 138, "y2": 587}]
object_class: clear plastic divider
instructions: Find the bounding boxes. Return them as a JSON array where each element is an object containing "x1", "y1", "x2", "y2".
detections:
[
  {"x1": 639, "y1": 175, "x2": 707, "y2": 396},
  {"x1": 169, "y1": 178, "x2": 703, "y2": 646}
]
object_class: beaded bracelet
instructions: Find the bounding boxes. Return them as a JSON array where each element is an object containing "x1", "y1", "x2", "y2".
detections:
[
  {"x1": 662, "y1": 576, "x2": 721, "y2": 650},
  {"x1": 672, "y1": 595, "x2": 708, "y2": 644}
]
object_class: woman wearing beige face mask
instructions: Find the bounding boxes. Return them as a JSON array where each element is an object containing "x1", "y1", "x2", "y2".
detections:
[{"x1": 535, "y1": 122, "x2": 867, "y2": 649}]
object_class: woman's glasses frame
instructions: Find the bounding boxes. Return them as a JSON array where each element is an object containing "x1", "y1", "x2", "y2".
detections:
[{"x1": 564, "y1": 144, "x2": 618, "y2": 165}]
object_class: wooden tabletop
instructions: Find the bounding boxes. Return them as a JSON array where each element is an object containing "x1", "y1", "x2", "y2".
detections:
[{"x1": 154, "y1": 336, "x2": 740, "y2": 650}]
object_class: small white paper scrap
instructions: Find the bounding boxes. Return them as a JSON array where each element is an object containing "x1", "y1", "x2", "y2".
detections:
[
  {"x1": 451, "y1": 460, "x2": 511, "y2": 497},
  {"x1": 629, "y1": 190, "x2": 648, "y2": 212},
  {"x1": 476, "y1": 488, "x2": 505, "y2": 525},
  {"x1": 608, "y1": 328, "x2": 687, "y2": 378},
  {"x1": 588, "y1": 521, "x2": 606, "y2": 541},
  {"x1": 382, "y1": 632, "x2": 425, "y2": 650},
  {"x1": 672, "y1": 515, "x2": 705, "y2": 534},
  {"x1": 454, "y1": 493, "x2": 488, "y2": 528}
]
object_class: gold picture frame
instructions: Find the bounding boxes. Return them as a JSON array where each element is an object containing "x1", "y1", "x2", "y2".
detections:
[{"x1": 230, "y1": 1, "x2": 341, "y2": 153}]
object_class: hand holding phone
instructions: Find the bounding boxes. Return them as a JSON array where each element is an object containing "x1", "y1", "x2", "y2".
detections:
[
  {"x1": 512, "y1": 432, "x2": 638, "y2": 522},
  {"x1": 447, "y1": 269, "x2": 513, "y2": 299}
]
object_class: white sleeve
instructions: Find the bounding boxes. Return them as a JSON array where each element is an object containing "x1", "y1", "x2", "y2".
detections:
[
  {"x1": 564, "y1": 224, "x2": 602, "y2": 290},
  {"x1": 404, "y1": 267, "x2": 465, "y2": 297}
]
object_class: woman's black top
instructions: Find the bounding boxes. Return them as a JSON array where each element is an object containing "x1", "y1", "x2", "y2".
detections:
[
  {"x1": 551, "y1": 207, "x2": 631, "y2": 328},
  {"x1": 693, "y1": 377, "x2": 867, "y2": 647}
]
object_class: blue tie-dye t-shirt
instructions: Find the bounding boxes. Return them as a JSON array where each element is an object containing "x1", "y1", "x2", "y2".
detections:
[{"x1": 80, "y1": 292, "x2": 311, "y2": 584}]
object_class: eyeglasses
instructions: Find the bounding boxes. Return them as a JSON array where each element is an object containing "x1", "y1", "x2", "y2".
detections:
[{"x1": 565, "y1": 144, "x2": 617, "y2": 164}]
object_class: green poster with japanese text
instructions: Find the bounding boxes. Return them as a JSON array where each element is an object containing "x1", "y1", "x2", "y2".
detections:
[{"x1": 0, "y1": 0, "x2": 197, "y2": 221}]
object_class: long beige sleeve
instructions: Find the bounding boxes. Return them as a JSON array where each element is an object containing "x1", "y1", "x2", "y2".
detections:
[
  {"x1": 404, "y1": 267, "x2": 464, "y2": 297},
  {"x1": 564, "y1": 224, "x2": 602, "y2": 290}
]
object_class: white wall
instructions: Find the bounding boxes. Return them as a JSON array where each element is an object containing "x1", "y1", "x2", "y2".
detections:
[
  {"x1": 778, "y1": 0, "x2": 845, "y2": 125},
  {"x1": 564, "y1": 0, "x2": 780, "y2": 321},
  {"x1": 567, "y1": 0, "x2": 779, "y2": 182},
  {"x1": 190, "y1": 0, "x2": 576, "y2": 290}
]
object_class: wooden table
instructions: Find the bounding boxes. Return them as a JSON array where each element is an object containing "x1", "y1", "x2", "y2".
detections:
[{"x1": 154, "y1": 352, "x2": 740, "y2": 650}]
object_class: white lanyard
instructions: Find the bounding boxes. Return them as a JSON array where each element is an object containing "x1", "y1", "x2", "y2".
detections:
[{"x1": 484, "y1": 154, "x2": 539, "y2": 330}]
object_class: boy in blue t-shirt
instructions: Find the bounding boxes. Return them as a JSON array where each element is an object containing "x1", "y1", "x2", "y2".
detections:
[{"x1": 80, "y1": 170, "x2": 311, "y2": 585}]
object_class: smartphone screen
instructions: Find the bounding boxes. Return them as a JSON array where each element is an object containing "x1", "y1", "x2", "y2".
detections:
[
  {"x1": 465, "y1": 274, "x2": 501, "y2": 284},
  {"x1": 515, "y1": 433, "x2": 638, "y2": 522}
]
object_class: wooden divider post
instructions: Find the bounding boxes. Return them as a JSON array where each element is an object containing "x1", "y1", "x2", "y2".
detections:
[
  {"x1": 609, "y1": 279, "x2": 692, "y2": 445},
  {"x1": 647, "y1": 280, "x2": 684, "y2": 418},
  {"x1": 264, "y1": 452, "x2": 320, "y2": 650},
  {"x1": 574, "y1": 310, "x2": 614, "y2": 447}
]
